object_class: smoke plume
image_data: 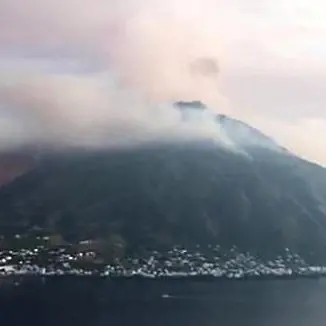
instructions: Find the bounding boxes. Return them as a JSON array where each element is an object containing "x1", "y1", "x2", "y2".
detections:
[
  {"x1": 0, "y1": 0, "x2": 231, "y2": 150},
  {"x1": 0, "y1": 0, "x2": 325, "y2": 166}
]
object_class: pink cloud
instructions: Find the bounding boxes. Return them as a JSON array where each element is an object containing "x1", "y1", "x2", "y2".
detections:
[
  {"x1": 0, "y1": 0, "x2": 326, "y2": 165},
  {"x1": 0, "y1": 0, "x2": 225, "y2": 104}
]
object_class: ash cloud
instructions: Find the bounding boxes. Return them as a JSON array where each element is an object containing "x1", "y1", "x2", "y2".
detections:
[
  {"x1": 0, "y1": 0, "x2": 230, "y2": 150},
  {"x1": 0, "y1": 70, "x2": 233, "y2": 150},
  {"x1": 0, "y1": 0, "x2": 326, "y2": 166}
]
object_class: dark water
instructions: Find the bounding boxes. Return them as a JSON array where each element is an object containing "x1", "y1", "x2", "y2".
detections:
[{"x1": 1, "y1": 277, "x2": 326, "y2": 326}]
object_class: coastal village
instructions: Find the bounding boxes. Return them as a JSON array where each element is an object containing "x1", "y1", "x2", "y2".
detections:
[{"x1": 0, "y1": 233, "x2": 325, "y2": 279}]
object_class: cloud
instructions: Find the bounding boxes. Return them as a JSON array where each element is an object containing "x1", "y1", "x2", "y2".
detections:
[
  {"x1": 0, "y1": 0, "x2": 230, "y2": 150},
  {"x1": 0, "y1": 70, "x2": 235, "y2": 150},
  {"x1": 0, "y1": 0, "x2": 225, "y2": 105},
  {"x1": 0, "y1": 0, "x2": 325, "y2": 165}
]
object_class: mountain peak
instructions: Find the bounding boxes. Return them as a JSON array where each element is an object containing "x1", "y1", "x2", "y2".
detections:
[
  {"x1": 216, "y1": 114, "x2": 285, "y2": 152},
  {"x1": 174, "y1": 101, "x2": 287, "y2": 154},
  {"x1": 174, "y1": 101, "x2": 207, "y2": 111}
]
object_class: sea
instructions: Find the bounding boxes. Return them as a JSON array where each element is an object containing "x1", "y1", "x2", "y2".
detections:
[{"x1": 1, "y1": 276, "x2": 326, "y2": 326}]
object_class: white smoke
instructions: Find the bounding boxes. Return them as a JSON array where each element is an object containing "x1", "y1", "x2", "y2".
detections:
[
  {"x1": 0, "y1": 0, "x2": 325, "y2": 165},
  {"x1": 0, "y1": 0, "x2": 232, "y2": 150},
  {"x1": 0, "y1": 70, "x2": 235, "y2": 150}
]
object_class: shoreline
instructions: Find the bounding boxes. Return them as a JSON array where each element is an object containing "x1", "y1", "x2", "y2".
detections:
[{"x1": 1, "y1": 271, "x2": 326, "y2": 283}]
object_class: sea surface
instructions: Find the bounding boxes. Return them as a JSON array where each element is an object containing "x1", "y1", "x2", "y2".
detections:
[{"x1": 1, "y1": 277, "x2": 326, "y2": 326}]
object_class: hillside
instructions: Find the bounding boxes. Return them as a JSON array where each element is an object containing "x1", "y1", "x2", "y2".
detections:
[
  {"x1": 0, "y1": 152, "x2": 36, "y2": 187},
  {"x1": 0, "y1": 102, "x2": 326, "y2": 264}
]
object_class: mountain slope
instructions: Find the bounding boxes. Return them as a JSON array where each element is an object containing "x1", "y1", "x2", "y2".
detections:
[
  {"x1": 0, "y1": 151, "x2": 36, "y2": 187},
  {"x1": 0, "y1": 103, "x2": 326, "y2": 262}
]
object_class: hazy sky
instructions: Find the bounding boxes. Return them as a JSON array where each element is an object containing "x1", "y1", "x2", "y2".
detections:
[{"x1": 0, "y1": 0, "x2": 325, "y2": 165}]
